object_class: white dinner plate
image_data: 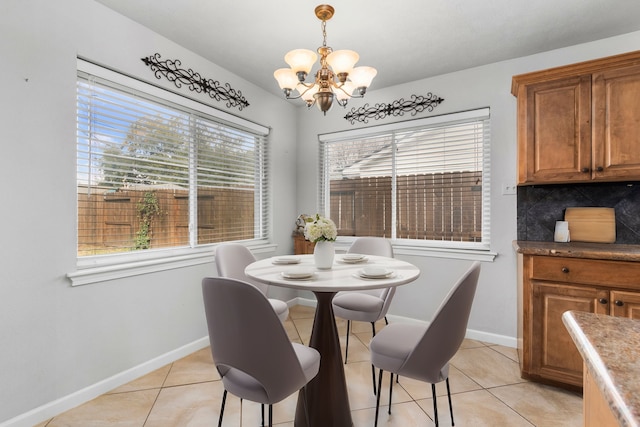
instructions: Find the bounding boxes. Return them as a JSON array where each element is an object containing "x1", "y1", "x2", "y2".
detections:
[
  {"x1": 272, "y1": 256, "x2": 302, "y2": 265},
  {"x1": 356, "y1": 266, "x2": 395, "y2": 279},
  {"x1": 339, "y1": 254, "x2": 368, "y2": 264},
  {"x1": 281, "y1": 267, "x2": 315, "y2": 280}
]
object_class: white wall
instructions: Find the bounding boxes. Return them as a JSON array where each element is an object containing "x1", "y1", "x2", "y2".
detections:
[
  {"x1": 294, "y1": 31, "x2": 640, "y2": 343},
  {"x1": 1, "y1": 0, "x2": 639, "y2": 424},
  {"x1": 0, "y1": 0, "x2": 297, "y2": 424}
]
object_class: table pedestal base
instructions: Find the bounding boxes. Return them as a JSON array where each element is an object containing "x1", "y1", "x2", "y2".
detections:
[{"x1": 295, "y1": 292, "x2": 353, "y2": 427}]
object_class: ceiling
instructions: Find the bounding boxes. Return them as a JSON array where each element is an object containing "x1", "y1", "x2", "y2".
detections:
[{"x1": 95, "y1": 0, "x2": 640, "y2": 99}]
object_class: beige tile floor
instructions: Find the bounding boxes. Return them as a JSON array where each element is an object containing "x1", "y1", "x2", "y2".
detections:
[{"x1": 34, "y1": 305, "x2": 583, "y2": 426}]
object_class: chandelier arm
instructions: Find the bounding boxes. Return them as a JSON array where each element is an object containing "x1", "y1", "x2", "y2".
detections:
[
  {"x1": 297, "y1": 81, "x2": 316, "y2": 89},
  {"x1": 283, "y1": 92, "x2": 306, "y2": 101},
  {"x1": 333, "y1": 83, "x2": 353, "y2": 97},
  {"x1": 282, "y1": 90, "x2": 317, "y2": 109}
]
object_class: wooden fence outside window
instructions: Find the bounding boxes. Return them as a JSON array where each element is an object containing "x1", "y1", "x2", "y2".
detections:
[{"x1": 330, "y1": 171, "x2": 482, "y2": 242}]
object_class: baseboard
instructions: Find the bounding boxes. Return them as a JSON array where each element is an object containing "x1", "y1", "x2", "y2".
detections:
[
  {"x1": 384, "y1": 314, "x2": 516, "y2": 348},
  {"x1": 290, "y1": 296, "x2": 317, "y2": 307},
  {"x1": 0, "y1": 337, "x2": 210, "y2": 427},
  {"x1": 290, "y1": 298, "x2": 516, "y2": 348}
]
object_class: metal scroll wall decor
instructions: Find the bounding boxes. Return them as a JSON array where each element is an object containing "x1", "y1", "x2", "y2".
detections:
[
  {"x1": 344, "y1": 93, "x2": 444, "y2": 124},
  {"x1": 141, "y1": 53, "x2": 250, "y2": 111}
]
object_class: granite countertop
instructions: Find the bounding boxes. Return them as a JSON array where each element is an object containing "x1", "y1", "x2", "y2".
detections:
[
  {"x1": 514, "y1": 240, "x2": 640, "y2": 261},
  {"x1": 562, "y1": 311, "x2": 640, "y2": 427}
]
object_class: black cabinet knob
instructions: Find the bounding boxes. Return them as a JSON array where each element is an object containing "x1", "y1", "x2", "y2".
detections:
[
  {"x1": 596, "y1": 166, "x2": 604, "y2": 172},
  {"x1": 614, "y1": 300, "x2": 624, "y2": 307},
  {"x1": 581, "y1": 167, "x2": 590, "y2": 173},
  {"x1": 561, "y1": 267, "x2": 570, "y2": 273},
  {"x1": 599, "y1": 298, "x2": 608, "y2": 305}
]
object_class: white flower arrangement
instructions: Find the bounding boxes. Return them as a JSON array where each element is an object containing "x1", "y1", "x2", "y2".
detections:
[{"x1": 304, "y1": 214, "x2": 338, "y2": 243}]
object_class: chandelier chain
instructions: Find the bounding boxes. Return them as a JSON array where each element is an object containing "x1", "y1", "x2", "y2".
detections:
[{"x1": 321, "y1": 20, "x2": 328, "y2": 48}]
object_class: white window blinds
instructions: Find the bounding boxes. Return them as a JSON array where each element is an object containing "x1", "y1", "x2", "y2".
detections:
[
  {"x1": 77, "y1": 65, "x2": 269, "y2": 256},
  {"x1": 319, "y1": 109, "x2": 491, "y2": 250}
]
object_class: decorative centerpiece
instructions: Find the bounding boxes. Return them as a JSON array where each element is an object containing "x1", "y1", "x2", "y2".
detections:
[{"x1": 304, "y1": 214, "x2": 338, "y2": 269}]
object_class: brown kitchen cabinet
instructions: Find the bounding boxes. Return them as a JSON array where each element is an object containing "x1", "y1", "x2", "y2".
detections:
[
  {"x1": 519, "y1": 253, "x2": 640, "y2": 389},
  {"x1": 512, "y1": 50, "x2": 640, "y2": 185}
]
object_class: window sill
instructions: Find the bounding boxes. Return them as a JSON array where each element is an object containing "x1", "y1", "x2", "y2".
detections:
[
  {"x1": 334, "y1": 239, "x2": 497, "y2": 262},
  {"x1": 67, "y1": 242, "x2": 276, "y2": 286},
  {"x1": 392, "y1": 245, "x2": 497, "y2": 262}
]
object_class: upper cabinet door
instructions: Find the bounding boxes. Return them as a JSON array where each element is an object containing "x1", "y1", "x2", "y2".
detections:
[
  {"x1": 512, "y1": 50, "x2": 640, "y2": 185},
  {"x1": 517, "y1": 75, "x2": 592, "y2": 184},
  {"x1": 592, "y1": 64, "x2": 640, "y2": 181}
]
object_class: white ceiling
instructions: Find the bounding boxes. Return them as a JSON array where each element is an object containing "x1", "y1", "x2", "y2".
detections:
[{"x1": 95, "y1": 0, "x2": 640, "y2": 98}]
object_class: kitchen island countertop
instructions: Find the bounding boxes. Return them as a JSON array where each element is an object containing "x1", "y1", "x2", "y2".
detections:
[{"x1": 562, "y1": 311, "x2": 640, "y2": 427}]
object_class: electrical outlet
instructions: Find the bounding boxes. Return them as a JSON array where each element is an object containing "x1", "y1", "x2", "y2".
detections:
[{"x1": 502, "y1": 183, "x2": 517, "y2": 195}]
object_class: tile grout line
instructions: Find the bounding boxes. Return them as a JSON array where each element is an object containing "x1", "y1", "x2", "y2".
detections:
[{"x1": 142, "y1": 361, "x2": 174, "y2": 427}]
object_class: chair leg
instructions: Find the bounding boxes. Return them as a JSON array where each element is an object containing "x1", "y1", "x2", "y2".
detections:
[
  {"x1": 388, "y1": 372, "x2": 394, "y2": 414},
  {"x1": 268, "y1": 404, "x2": 273, "y2": 427},
  {"x1": 431, "y1": 383, "x2": 439, "y2": 427},
  {"x1": 371, "y1": 364, "x2": 377, "y2": 396},
  {"x1": 261, "y1": 403, "x2": 265, "y2": 426},
  {"x1": 374, "y1": 369, "x2": 384, "y2": 427},
  {"x1": 344, "y1": 320, "x2": 351, "y2": 364},
  {"x1": 218, "y1": 389, "x2": 227, "y2": 427},
  {"x1": 371, "y1": 322, "x2": 377, "y2": 395},
  {"x1": 446, "y1": 378, "x2": 454, "y2": 426}
]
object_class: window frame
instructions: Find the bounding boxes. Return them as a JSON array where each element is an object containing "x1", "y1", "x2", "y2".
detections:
[
  {"x1": 318, "y1": 108, "x2": 496, "y2": 262},
  {"x1": 68, "y1": 59, "x2": 273, "y2": 286}
]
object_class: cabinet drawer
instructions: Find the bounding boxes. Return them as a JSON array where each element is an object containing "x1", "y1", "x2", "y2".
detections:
[{"x1": 530, "y1": 256, "x2": 640, "y2": 289}]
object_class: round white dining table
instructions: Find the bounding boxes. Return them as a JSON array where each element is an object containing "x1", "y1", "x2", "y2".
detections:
[{"x1": 245, "y1": 254, "x2": 420, "y2": 427}]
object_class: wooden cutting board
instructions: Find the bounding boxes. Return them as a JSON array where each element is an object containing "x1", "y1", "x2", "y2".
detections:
[{"x1": 564, "y1": 207, "x2": 616, "y2": 243}]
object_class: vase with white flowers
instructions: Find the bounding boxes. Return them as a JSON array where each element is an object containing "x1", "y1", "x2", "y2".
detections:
[{"x1": 304, "y1": 214, "x2": 337, "y2": 269}]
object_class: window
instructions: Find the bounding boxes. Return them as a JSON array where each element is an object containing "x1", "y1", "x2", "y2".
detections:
[
  {"x1": 76, "y1": 61, "x2": 269, "y2": 259},
  {"x1": 319, "y1": 109, "x2": 491, "y2": 253}
]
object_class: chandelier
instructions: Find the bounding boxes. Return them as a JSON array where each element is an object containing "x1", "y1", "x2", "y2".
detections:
[{"x1": 273, "y1": 4, "x2": 377, "y2": 115}]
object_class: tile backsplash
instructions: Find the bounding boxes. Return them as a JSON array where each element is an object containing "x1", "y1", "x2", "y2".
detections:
[{"x1": 517, "y1": 182, "x2": 640, "y2": 244}]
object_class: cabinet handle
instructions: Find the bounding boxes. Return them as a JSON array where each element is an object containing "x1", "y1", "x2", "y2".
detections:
[
  {"x1": 596, "y1": 166, "x2": 604, "y2": 172},
  {"x1": 561, "y1": 267, "x2": 570, "y2": 273},
  {"x1": 599, "y1": 298, "x2": 608, "y2": 305},
  {"x1": 614, "y1": 300, "x2": 624, "y2": 307},
  {"x1": 581, "y1": 167, "x2": 590, "y2": 173}
]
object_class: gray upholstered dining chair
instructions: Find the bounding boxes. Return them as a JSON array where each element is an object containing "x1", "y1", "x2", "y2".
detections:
[
  {"x1": 370, "y1": 261, "x2": 481, "y2": 427},
  {"x1": 202, "y1": 277, "x2": 320, "y2": 427},
  {"x1": 215, "y1": 243, "x2": 289, "y2": 322},
  {"x1": 332, "y1": 236, "x2": 395, "y2": 394}
]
